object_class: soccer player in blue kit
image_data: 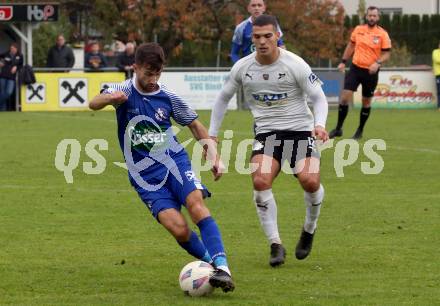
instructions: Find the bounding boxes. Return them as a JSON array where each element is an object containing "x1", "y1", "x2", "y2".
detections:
[
  {"x1": 89, "y1": 43, "x2": 234, "y2": 292},
  {"x1": 230, "y1": 0, "x2": 285, "y2": 63}
]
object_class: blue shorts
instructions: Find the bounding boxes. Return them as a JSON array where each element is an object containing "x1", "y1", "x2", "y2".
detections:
[{"x1": 131, "y1": 157, "x2": 211, "y2": 220}]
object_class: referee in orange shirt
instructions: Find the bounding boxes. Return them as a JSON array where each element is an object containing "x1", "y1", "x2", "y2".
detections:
[{"x1": 329, "y1": 6, "x2": 391, "y2": 139}]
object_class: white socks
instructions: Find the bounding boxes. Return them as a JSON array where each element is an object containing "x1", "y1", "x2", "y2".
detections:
[
  {"x1": 253, "y1": 189, "x2": 281, "y2": 245},
  {"x1": 303, "y1": 184, "x2": 324, "y2": 234},
  {"x1": 217, "y1": 265, "x2": 231, "y2": 276}
]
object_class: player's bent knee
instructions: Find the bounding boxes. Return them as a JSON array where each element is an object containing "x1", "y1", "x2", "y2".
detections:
[
  {"x1": 253, "y1": 176, "x2": 272, "y2": 191},
  {"x1": 299, "y1": 176, "x2": 320, "y2": 193},
  {"x1": 187, "y1": 199, "x2": 210, "y2": 223},
  {"x1": 171, "y1": 223, "x2": 191, "y2": 242}
]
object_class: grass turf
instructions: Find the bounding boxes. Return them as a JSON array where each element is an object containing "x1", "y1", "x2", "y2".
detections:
[{"x1": 0, "y1": 109, "x2": 439, "y2": 305}]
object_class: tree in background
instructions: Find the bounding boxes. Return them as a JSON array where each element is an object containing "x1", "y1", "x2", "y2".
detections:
[
  {"x1": 357, "y1": 0, "x2": 366, "y2": 24},
  {"x1": 32, "y1": 13, "x2": 74, "y2": 67},
  {"x1": 271, "y1": 0, "x2": 345, "y2": 65}
]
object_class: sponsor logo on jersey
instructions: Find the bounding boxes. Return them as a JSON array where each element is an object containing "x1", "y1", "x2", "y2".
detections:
[
  {"x1": 128, "y1": 123, "x2": 168, "y2": 151},
  {"x1": 278, "y1": 73, "x2": 286, "y2": 79},
  {"x1": 372, "y1": 35, "x2": 380, "y2": 44},
  {"x1": 155, "y1": 107, "x2": 167, "y2": 121},
  {"x1": 252, "y1": 93, "x2": 288, "y2": 106}
]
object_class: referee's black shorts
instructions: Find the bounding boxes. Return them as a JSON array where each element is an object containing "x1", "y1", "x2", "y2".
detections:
[{"x1": 344, "y1": 63, "x2": 379, "y2": 98}]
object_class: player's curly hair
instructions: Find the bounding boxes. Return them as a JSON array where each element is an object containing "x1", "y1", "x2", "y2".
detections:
[{"x1": 135, "y1": 42, "x2": 166, "y2": 72}]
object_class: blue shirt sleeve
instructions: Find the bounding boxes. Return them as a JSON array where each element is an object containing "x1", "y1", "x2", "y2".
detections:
[
  {"x1": 163, "y1": 88, "x2": 198, "y2": 126},
  {"x1": 102, "y1": 79, "x2": 132, "y2": 97},
  {"x1": 277, "y1": 37, "x2": 285, "y2": 47},
  {"x1": 230, "y1": 43, "x2": 242, "y2": 64}
]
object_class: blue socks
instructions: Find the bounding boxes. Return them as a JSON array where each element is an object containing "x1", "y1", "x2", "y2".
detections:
[
  {"x1": 178, "y1": 231, "x2": 212, "y2": 263},
  {"x1": 197, "y1": 216, "x2": 229, "y2": 269}
]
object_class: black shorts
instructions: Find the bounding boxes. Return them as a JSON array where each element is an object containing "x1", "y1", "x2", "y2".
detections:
[
  {"x1": 344, "y1": 63, "x2": 379, "y2": 98},
  {"x1": 250, "y1": 131, "x2": 320, "y2": 170}
]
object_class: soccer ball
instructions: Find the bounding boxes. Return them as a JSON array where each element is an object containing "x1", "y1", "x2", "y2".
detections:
[{"x1": 179, "y1": 260, "x2": 215, "y2": 297}]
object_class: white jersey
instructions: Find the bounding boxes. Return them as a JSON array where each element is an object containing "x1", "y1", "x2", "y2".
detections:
[{"x1": 209, "y1": 48, "x2": 328, "y2": 136}]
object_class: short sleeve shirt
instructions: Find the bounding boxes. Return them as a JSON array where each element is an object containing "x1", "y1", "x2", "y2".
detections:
[{"x1": 351, "y1": 24, "x2": 391, "y2": 69}]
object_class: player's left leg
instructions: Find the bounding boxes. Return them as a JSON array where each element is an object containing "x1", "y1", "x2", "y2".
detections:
[
  {"x1": 157, "y1": 208, "x2": 211, "y2": 263},
  {"x1": 295, "y1": 157, "x2": 325, "y2": 260},
  {"x1": 353, "y1": 71, "x2": 378, "y2": 139},
  {"x1": 185, "y1": 190, "x2": 234, "y2": 292}
]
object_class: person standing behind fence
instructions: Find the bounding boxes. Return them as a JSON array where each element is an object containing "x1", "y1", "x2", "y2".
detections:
[
  {"x1": 116, "y1": 42, "x2": 135, "y2": 79},
  {"x1": 0, "y1": 43, "x2": 23, "y2": 111},
  {"x1": 329, "y1": 6, "x2": 391, "y2": 140},
  {"x1": 433, "y1": 41, "x2": 440, "y2": 110},
  {"x1": 230, "y1": 0, "x2": 285, "y2": 63},
  {"x1": 85, "y1": 42, "x2": 108, "y2": 71},
  {"x1": 46, "y1": 34, "x2": 75, "y2": 70}
]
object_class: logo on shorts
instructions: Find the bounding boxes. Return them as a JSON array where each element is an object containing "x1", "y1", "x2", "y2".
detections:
[
  {"x1": 307, "y1": 137, "x2": 317, "y2": 152},
  {"x1": 185, "y1": 170, "x2": 196, "y2": 181},
  {"x1": 252, "y1": 140, "x2": 264, "y2": 151}
]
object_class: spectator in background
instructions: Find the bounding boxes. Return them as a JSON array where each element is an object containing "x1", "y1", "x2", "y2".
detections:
[
  {"x1": 230, "y1": 0, "x2": 285, "y2": 63},
  {"x1": 46, "y1": 34, "x2": 75, "y2": 69},
  {"x1": 0, "y1": 43, "x2": 23, "y2": 111},
  {"x1": 433, "y1": 41, "x2": 440, "y2": 109},
  {"x1": 116, "y1": 42, "x2": 135, "y2": 79},
  {"x1": 84, "y1": 42, "x2": 108, "y2": 71}
]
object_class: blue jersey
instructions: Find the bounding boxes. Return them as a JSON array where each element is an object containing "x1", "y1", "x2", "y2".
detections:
[
  {"x1": 231, "y1": 17, "x2": 285, "y2": 63},
  {"x1": 105, "y1": 78, "x2": 198, "y2": 187}
]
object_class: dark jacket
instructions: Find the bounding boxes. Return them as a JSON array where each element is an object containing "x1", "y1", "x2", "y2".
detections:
[
  {"x1": 84, "y1": 52, "x2": 108, "y2": 70},
  {"x1": 116, "y1": 52, "x2": 135, "y2": 71},
  {"x1": 0, "y1": 51, "x2": 24, "y2": 80},
  {"x1": 47, "y1": 44, "x2": 75, "y2": 68}
]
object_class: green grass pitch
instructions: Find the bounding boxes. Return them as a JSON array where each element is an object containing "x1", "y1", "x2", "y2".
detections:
[{"x1": 0, "y1": 109, "x2": 439, "y2": 305}]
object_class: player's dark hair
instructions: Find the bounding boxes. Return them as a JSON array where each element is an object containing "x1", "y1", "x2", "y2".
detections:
[
  {"x1": 367, "y1": 6, "x2": 380, "y2": 13},
  {"x1": 135, "y1": 42, "x2": 166, "y2": 72},
  {"x1": 253, "y1": 14, "x2": 278, "y2": 30}
]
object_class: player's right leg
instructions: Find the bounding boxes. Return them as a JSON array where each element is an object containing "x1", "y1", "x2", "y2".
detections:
[
  {"x1": 134, "y1": 180, "x2": 212, "y2": 263},
  {"x1": 157, "y1": 208, "x2": 212, "y2": 263},
  {"x1": 295, "y1": 157, "x2": 324, "y2": 260},
  {"x1": 185, "y1": 190, "x2": 234, "y2": 292},
  {"x1": 330, "y1": 66, "x2": 360, "y2": 139},
  {"x1": 329, "y1": 89, "x2": 354, "y2": 138},
  {"x1": 250, "y1": 152, "x2": 285, "y2": 267},
  {"x1": 353, "y1": 71, "x2": 378, "y2": 139}
]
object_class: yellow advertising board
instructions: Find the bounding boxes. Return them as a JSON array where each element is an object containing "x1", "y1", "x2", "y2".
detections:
[{"x1": 21, "y1": 72, "x2": 125, "y2": 111}]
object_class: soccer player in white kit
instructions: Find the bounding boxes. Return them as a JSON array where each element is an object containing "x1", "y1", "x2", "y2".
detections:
[{"x1": 209, "y1": 15, "x2": 329, "y2": 267}]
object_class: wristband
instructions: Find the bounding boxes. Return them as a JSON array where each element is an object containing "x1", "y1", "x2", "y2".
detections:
[{"x1": 341, "y1": 59, "x2": 347, "y2": 64}]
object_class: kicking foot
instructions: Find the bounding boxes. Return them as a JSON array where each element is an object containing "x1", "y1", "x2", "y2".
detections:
[
  {"x1": 295, "y1": 229, "x2": 315, "y2": 260},
  {"x1": 269, "y1": 243, "x2": 286, "y2": 267},
  {"x1": 209, "y1": 269, "x2": 235, "y2": 292}
]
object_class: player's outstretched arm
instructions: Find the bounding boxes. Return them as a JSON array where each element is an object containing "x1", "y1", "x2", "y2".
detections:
[
  {"x1": 89, "y1": 91, "x2": 127, "y2": 110},
  {"x1": 188, "y1": 119, "x2": 225, "y2": 181}
]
